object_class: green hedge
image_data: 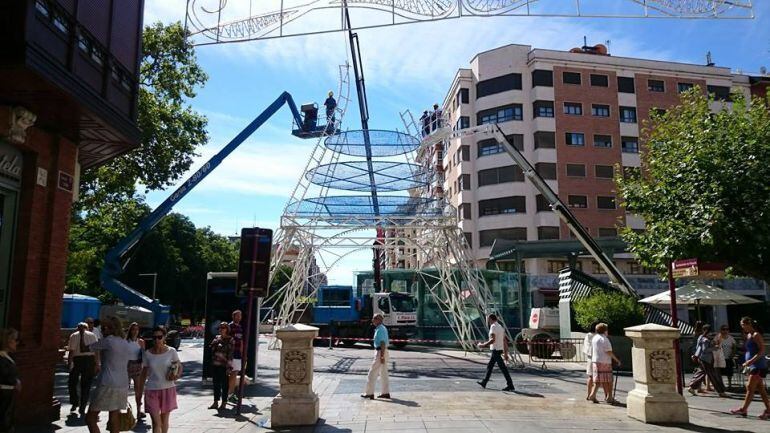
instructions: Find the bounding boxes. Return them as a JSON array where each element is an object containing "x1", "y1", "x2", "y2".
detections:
[{"x1": 573, "y1": 291, "x2": 645, "y2": 335}]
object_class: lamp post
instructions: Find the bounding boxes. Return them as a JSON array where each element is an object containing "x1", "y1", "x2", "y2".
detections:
[{"x1": 139, "y1": 272, "x2": 158, "y2": 300}]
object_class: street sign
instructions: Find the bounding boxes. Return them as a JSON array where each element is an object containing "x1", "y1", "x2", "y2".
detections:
[{"x1": 672, "y1": 258, "x2": 698, "y2": 278}]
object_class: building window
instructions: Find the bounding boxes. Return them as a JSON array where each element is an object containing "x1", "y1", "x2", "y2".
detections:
[
  {"x1": 563, "y1": 71, "x2": 582, "y2": 85},
  {"x1": 477, "y1": 104, "x2": 523, "y2": 125},
  {"x1": 532, "y1": 69, "x2": 554, "y2": 87},
  {"x1": 622, "y1": 166, "x2": 641, "y2": 179},
  {"x1": 594, "y1": 135, "x2": 612, "y2": 148},
  {"x1": 455, "y1": 116, "x2": 470, "y2": 130},
  {"x1": 536, "y1": 194, "x2": 550, "y2": 212},
  {"x1": 566, "y1": 164, "x2": 586, "y2": 177},
  {"x1": 707, "y1": 85, "x2": 731, "y2": 101},
  {"x1": 591, "y1": 104, "x2": 610, "y2": 117},
  {"x1": 568, "y1": 195, "x2": 588, "y2": 208},
  {"x1": 458, "y1": 145, "x2": 470, "y2": 162},
  {"x1": 597, "y1": 196, "x2": 617, "y2": 209},
  {"x1": 621, "y1": 137, "x2": 639, "y2": 153},
  {"x1": 534, "y1": 131, "x2": 555, "y2": 149},
  {"x1": 479, "y1": 228, "x2": 527, "y2": 247},
  {"x1": 504, "y1": 134, "x2": 524, "y2": 151},
  {"x1": 651, "y1": 108, "x2": 667, "y2": 117},
  {"x1": 479, "y1": 196, "x2": 527, "y2": 216},
  {"x1": 535, "y1": 162, "x2": 557, "y2": 180},
  {"x1": 595, "y1": 165, "x2": 614, "y2": 179},
  {"x1": 565, "y1": 132, "x2": 585, "y2": 146},
  {"x1": 533, "y1": 100, "x2": 554, "y2": 118},
  {"x1": 463, "y1": 232, "x2": 473, "y2": 247},
  {"x1": 677, "y1": 82, "x2": 694, "y2": 93},
  {"x1": 590, "y1": 74, "x2": 609, "y2": 87},
  {"x1": 648, "y1": 79, "x2": 665, "y2": 92},
  {"x1": 548, "y1": 260, "x2": 581, "y2": 273},
  {"x1": 598, "y1": 227, "x2": 618, "y2": 237},
  {"x1": 459, "y1": 203, "x2": 472, "y2": 220},
  {"x1": 478, "y1": 165, "x2": 524, "y2": 186},
  {"x1": 563, "y1": 102, "x2": 582, "y2": 115},
  {"x1": 459, "y1": 174, "x2": 471, "y2": 190},
  {"x1": 458, "y1": 88, "x2": 469, "y2": 104},
  {"x1": 538, "y1": 226, "x2": 560, "y2": 240},
  {"x1": 476, "y1": 73, "x2": 523, "y2": 98},
  {"x1": 619, "y1": 106, "x2": 637, "y2": 123},
  {"x1": 477, "y1": 138, "x2": 503, "y2": 157},
  {"x1": 618, "y1": 76, "x2": 635, "y2": 93}
]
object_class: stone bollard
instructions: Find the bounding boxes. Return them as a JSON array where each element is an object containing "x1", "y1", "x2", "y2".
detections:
[
  {"x1": 624, "y1": 324, "x2": 689, "y2": 424},
  {"x1": 271, "y1": 324, "x2": 319, "y2": 427}
]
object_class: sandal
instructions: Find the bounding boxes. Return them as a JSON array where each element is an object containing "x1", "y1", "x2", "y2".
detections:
[
  {"x1": 759, "y1": 410, "x2": 770, "y2": 420},
  {"x1": 729, "y1": 408, "x2": 747, "y2": 417}
]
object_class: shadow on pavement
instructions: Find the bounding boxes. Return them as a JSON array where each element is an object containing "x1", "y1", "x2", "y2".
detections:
[
  {"x1": 378, "y1": 397, "x2": 420, "y2": 407},
  {"x1": 661, "y1": 424, "x2": 755, "y2": 433},
  {"x1": 511, "y1": 390, "x2": 545, "y2": 398}
]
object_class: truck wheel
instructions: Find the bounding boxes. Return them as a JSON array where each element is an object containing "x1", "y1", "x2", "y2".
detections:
[
  {"x1": 559, "y1": 342, "x2": 577, "y2": 360},
  {"x1": 528, "y1": 333, "x2": 556, "y2": 359},
  {"x1": 514, "y1": 332, "x2": 529, "y2": 355},
  {"x1": 391, "y1": 342, "x2": 408, "y2": 349}
]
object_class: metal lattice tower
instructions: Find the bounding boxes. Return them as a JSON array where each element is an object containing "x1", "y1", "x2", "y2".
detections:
[{"x1": 184, "y1": 0, "x2": 753, "y2": 45}]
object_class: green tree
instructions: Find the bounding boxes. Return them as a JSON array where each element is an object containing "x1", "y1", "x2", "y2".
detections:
[
  {"x1": 573, "y1": 291, "x2": 645, "y2": 335},
  {"x1": 77, "y1": 21, "x2": 208, "y2": 210},
  {"x1": 616, "y1": 90, "x2": 770, "y2": 283}
]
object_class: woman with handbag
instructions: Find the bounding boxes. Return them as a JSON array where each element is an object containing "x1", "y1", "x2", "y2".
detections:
[
  {"x1": 729, "y1": 317, "x2": 770, "y2": 418},
  {"x1": 86, "y1": 316, "x2": 136, "y2": 433},
  {"x1": 140, "y1": 326, "x2": 182, "y2": 433},
  {"x1": 126, "y1": 323, "x2": 145, "y2": 419},
  {"x1": 209, "y1": 322, "x2": 234, "y2": 410}
]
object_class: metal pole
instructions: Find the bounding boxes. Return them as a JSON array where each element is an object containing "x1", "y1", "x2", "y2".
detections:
[
  {"x1": 236, "y1": 289, "x2": 255, "y2": 415},
  {"x1": 254, "y1": 297, "x2": 261, "y2": 380},
  {"x1": 668, "y1": 261, "x2": 684, "y2": 395}
]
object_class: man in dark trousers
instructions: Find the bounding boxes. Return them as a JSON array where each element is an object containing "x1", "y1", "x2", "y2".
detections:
[
  {"x1": 419, "y1": 110, "x2": 430, "y2": 137},
  {"x1": 324, "y1": 91, "x2": 337, "y2": 123},
  {"x1": 228, "y1": 309, "x2": 244, "y2": 403},
  {"x1": 430, "y1": 103, "x2": 443, "y2": 131},
  {"x1": 477, "y1": 314, "x2": 515, "y2": 391},
  {"x1": 67, "y1": 322, "x2": 98, "y2": 416}
]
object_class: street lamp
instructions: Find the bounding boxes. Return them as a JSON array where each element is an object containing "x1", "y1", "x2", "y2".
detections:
[{"x1": 138, "y1": 272, "x2": 158, "y2": 300}]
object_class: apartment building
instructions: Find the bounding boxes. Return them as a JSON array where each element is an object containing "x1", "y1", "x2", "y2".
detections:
[{"x1": 438, "y1": 43, "x2": 765, "y2": 282}]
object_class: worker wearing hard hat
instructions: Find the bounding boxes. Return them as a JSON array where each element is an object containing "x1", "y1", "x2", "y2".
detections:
[{"x1": 324, "y1": 90, "x2": 337, "y2": 123}]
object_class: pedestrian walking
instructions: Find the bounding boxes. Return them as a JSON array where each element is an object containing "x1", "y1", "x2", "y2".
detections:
[
  {"x1": 583, "y1": 321, "x2": 599, "y2": 400},
  {"x1": 729, "y1": 317, "x2": 770, "y2": 419},
  {"x1": 141, "y1": 326, "x2": 181, "y2": 433},
  {"x1": 588, "y1": 323, "x2": 621, "y2": 403},
  {"x1": 126, "y1": 322, "x2": 145, "y2": 419},
  {"x1": 476, "y1": 313, "x2": 515, "y2": 392},
  {"x1": 68, "y1": 322, "x2": 98, "y2": 416},
  {"x1": 361, "y1": 314, "x2": 391, "y2": 399},
  {"x1": 0, "y1": 328, "x2": 20, "y2": 433},
  {"x1": 86, "y1": 316, "x2": 135, "y2": 433},
  {"x1": 687, "y1": 324, "x2": 727, "y2": 397},
  {"x1": 717, "y1": 325, "x2": 737, "y2": 388},
  {"x1": 227, "y1": 310, "x2": 244, "y2": 403},
  {"x1": 209, "y1": 322, "x2": 234, "y2": 410}
]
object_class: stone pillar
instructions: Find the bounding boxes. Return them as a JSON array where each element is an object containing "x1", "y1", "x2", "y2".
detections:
[
  {"x1": 624, "y1": 324, "x2": 689, "y2": 424},
  {"x1": 271, "y1": 324, "x2": 319, "y2": 427}
]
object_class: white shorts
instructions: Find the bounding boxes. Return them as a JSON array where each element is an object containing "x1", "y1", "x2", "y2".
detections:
[{"x1": 230, "y1": 359, "x2": 242, "y2": 373}]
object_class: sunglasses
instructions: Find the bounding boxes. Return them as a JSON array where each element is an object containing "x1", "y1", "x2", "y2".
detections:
[{"x1": 153, "y1": 335, "x2": 164, "y2": 340}]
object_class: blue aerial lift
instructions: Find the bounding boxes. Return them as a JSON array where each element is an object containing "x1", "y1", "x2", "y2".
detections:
[{"x1": 100, "y1": 91, "x2": 331, "y2": 328}]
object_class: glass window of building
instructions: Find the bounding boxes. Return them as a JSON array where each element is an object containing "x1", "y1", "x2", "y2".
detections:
[
  {"x1": 566, "y1": 164, "x2": 586, "y2": 177},
  {"x1": 477, "y1": 104, "x2": 523, "y2": 125},
  {"x1": 590, "y1": 74, "x2": 609, "y2": 87},
  {"x1": 537, "y1": 226, "x2": 560, "y2": 240},
  {"x1": 565, "y1": 132, "x2": 585, "y2": 146},
  {"x1": 647, "y1": 79, "x2": 665, "y2": 92},
  {"x1": 617, "y1": 76, "x2": 635, "y2": 93},
  {"x1": 563, "y1": 102, "x2": 582, "y2": 115},
  {"x1": 619, "y1": 106, "x2": 637, "y2": 123},
  {"x1": 532, "y1": 69, "x2": 553, "y2": 87},
  {"x1": 455, "y1": 116, "x2": 470, "y2": 130},
  {"x1": 595, "y1": 165, "x2": 614, "y2": 179},
  {"x1": 535, "y1": 162, "x2": 557, "y2": 180},
  {"x1": 621, "y1": 136, "x2": 639, "y2": 153},
  {"x1": 459, "y1": 174, "x2": 471, "y2": 190},
  {"x1": 591, "y1": 104, "x2": 610, "y2": 117},
  {"x1": 563, "y1": 71, "x2": 581, "y2": 85},
  {"x1": 479, "y1": 196, "x2": 526, "y2": 216},
  {"x1": 478, "y1": 166, "x2": 524, "y2": 186},
  {"x1": 479, "y1": 227, "x2": 527, "y2": 247},
  {"x1": 533, "y1": 100, "x2": 554, "y2": 118},
  {"x1": 594, "y1": 135, "x2": 612, "y2": 148},
  {"x1": 598, "y1": 227, "x2": 618, "y2": 237},
  {"x1": 536, "y1": 194, "x2": 550, "y2": 212},
  {"x1": 568, "y1": 195, "x2": 588, "y2": 208},
  {"x1": 597, "y1": 196, "x2": 617, "y2": 209},
  {"x1": 707, "y1": 85, "x2": 731, "y2": 101},
  {"x1": 677, "y1": 82, "x2": 694, "y2": 93},
  {"x1": 534, "y1": 131, "x2": 555, "y2": 149},
  {"x1": 476, "y1": 73, "x2": 523, "y2": 98}
]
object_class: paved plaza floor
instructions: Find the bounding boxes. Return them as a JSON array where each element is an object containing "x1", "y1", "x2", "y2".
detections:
[{"x1": 23, "y1": 339, "x2": 770, "y2": 432}]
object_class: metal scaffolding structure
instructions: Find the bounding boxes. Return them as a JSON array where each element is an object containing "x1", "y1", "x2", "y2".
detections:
[{"x1": 184, "y1": 0, "x2": 754, "y2": 45}]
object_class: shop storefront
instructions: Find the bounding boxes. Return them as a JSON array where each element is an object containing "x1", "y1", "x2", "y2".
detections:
[{"x1": 0, "y1": 141, "x2": 22, "y2": 327}]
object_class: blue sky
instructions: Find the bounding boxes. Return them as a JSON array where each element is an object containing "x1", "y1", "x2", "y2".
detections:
[{"x1": 142, "y1": 1, "x2": 770, "y2": 283}]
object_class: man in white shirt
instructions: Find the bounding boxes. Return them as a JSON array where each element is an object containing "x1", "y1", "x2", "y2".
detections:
[
  {"x1": 476, "y1": 314, "x2": 515, "y2": 392},
  {"x1": 85, "y1": 317, "x2": 102, "y2": 340},
  {"x1": 67, "y1": 322, "x2": 98, "y2": 416}
]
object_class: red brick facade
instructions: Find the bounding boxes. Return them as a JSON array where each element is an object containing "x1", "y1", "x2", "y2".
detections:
[{"x1": 1, "y1": 105, "x2": 78, "y2": 423}]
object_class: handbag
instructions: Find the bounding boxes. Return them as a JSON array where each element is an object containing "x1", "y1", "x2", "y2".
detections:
[{"x1": 106, "y1": 403, "x2": 137, "y2": 432}]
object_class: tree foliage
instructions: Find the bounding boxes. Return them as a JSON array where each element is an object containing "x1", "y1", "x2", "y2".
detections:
[
  {"x1": 616, "y1": 90, "x2": 770, "y2": 283},
  {"x1": 77, "y1": 22, "x2": 208, "y2": 210},
  {"x1": 573, "y1": 291, "x2": 645, "y2": 335}
]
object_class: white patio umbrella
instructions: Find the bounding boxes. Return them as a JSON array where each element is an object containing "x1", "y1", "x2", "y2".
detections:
[{"x1": 639, "y1": 281, "x2": 761, "y2": 321}]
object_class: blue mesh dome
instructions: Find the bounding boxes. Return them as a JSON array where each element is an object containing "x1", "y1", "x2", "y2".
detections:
[
  {"x1": 324, "y1": 129, "x2": 420, "y2": 156},
  {"x1": 306, "y1": 161, "x2": 426, "y2": 192},
  {"x1": 286, "y1": 195, "x2": 443, "y2": 221}
]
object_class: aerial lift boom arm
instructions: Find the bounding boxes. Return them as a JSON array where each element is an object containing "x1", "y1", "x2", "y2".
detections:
[
  {"x1": 100, "y1": 92, "x2": 306, "y2": 325},
  {"x1": 488, "y1": 124, "x2": 636, "y2": 296}
]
